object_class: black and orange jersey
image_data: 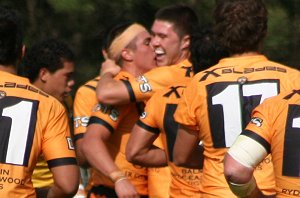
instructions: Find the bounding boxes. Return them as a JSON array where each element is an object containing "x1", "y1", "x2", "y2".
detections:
[
  {"x1": 123, "y1": 59, "x2": 192, "y2": 102},
  {"x1": 138, "y1": 84, "x2": 202, "y2": 198},
  {"x1": 88, "y1": 71, "x2": 148, "y2": 196},
  {"x1": 174, "y1": 55, "x2": 300, "y2": 197},
  {"x1": 73, "y1": 76, "x2": 100, "y2": 141},
  {"x1": 32, "y1": 94, "x2": 75, "y2": 188},
  {"x1": 0, "y1": 71, "x2": 76, "y2": 198},
  {"x1": 243, "y1": 90, "x2": 300, "y2": 197}
]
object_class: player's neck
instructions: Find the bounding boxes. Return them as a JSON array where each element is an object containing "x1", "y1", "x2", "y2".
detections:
[
  {"x1": 0, "y1": 64, "x2": 17, "y2": 75},
  {"x1": 231, "y1": 51, "x2": 261, "y2": 58}
]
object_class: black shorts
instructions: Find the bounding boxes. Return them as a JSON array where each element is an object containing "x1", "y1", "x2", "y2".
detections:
[{"x1": 87, "y1": 185, "x2": 148, "y2": 198}]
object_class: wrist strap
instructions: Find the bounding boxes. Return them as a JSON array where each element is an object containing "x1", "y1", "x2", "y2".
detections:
[{"x1": 109, "y1": 170, "x2": 127, "y2": 183}]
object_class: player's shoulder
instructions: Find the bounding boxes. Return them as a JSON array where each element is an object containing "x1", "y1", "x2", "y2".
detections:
[
  {"x1": 76, "y1": 76, "x2": 100, "y2": 95},
  {"x1": 145, "y1": 59, "x2": 192, "y2": 76}
]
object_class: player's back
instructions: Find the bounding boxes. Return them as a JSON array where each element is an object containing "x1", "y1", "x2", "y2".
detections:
[
  {"x1": 175, "y1": 55, "x2": 300, "y2": 197},
  {"x1": 0, "y1": 71, "x2": 75, "y2": 197},
  {"x1": 126, "y1": 59, "x2": 193, "y2": 102},
  {"x1": 140, "y1": 84, "x2": 202, "y2": 197},
  {"x1": 245, "y1": 90, "x2": 300, "y2": 197}
]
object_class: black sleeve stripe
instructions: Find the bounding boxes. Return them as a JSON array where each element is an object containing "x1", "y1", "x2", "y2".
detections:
[
  {"x1": 88, "y1": 116, "x2": 114, "y2": 134},
  {"x1": 241, "y1": 129, "x2": 271, "y2": 153},
  {"x1": 121, "y1": 80, "x2": 136, "y2": 102},
  {"x1": 47, "y1": 157, "x2": 77, "y2": 168},
  {"x1": 84, "y1": 84, "x2": 96, "y2": 91},
  {"x1": 136, "y1": 120, "x2": 160, "y2": 134},
  {"x1": 73, "y1": 133, "x2": 84, "y2": 142}
]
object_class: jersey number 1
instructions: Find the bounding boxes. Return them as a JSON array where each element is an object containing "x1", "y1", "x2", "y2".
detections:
[{"x1": 0, "y1": 97, "x2": 37, "y2": 166}]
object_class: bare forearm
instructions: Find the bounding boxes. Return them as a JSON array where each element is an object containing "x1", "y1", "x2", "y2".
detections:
[
  {"x1": 83, "y1": 137, "x2": 119, "y2": 176},
  {"x1": 96, "y1": 73, "x2": 130, "y2": 105},
  {"x1": 128, "y1": 145, "x2": 168, "y2": 167}
]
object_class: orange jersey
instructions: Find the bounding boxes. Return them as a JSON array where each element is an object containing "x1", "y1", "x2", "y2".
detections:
[
  {"x1": 73, "y1": 76, "x2": 100, "y2": 140},
  {"x1": 138, "y1": 85, "x2": 202, "y2": 198},
  {"x1": 32, "y1": 95, "x2": 74, "y2": 188},
  {"x1": 124, "y1": 59, "x2": 193, "y2": 102},
  {"x1": 174, "y1": 55, "x2": 300, "y2": 197},
  {"x1": 0, "y1": 71, "x2": 76, "y2": 198},
  {"x1": 244, "y1": 90, "x2": 300, "y2": 197},
  {"x1": 88, "y1": 71, "x2": 148, "y2": 196}
]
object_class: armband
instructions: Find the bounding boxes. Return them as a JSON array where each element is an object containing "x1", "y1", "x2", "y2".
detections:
[
  {"x1": 228, "y1": 176, "x2": 257, "y2": 197},
  {"x1": 109, "y1": 170, "x2": 127, "y2": 183},
  {"x1": 228, "y1": 135, "x2": 267, "y2": 168}
]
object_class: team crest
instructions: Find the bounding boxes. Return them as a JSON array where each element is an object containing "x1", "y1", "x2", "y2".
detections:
[
  {"x1": 250, "y1": 117, "x2": 263, "y2": 127},
  {"x1": 0, "y1": 90, "x2": 6, "y2": 99},
  {"x1": 237, "y1": 76, "x2": 248, "y2": 84}
]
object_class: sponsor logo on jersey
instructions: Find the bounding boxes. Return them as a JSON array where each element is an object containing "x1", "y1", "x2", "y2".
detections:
[
  {"x1": 137, "y1": 76, "x2": 152, "y2": 93},
  {"x1": 109, "y1": 108, "x2": 119, "y2": 121},
  {"x1": 73, "y1": 116, "x2": 89, "y2": 128},
  {"x1": 0, "y1": 90, "x2": 6, "y2": 99},
  {"x1": 66, "y1": 137, "x2": 75, "y2": 150},
  {"x1": 250, "y1": 117, "x2": 263, "y2": 127},
  {"x1": 93, "y1": 103, "x2": 112, "y2": 113}
]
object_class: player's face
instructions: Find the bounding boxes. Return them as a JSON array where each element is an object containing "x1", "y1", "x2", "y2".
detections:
[
  {"x1": 132, "y1": 31, "x2": 157, "y2": 73},
  {"x1": 151, "y1": 20, "x2": 184, "y2": 66},
  {"x1": 43, "y1": 61, "x2": 75, "y2": 102}
]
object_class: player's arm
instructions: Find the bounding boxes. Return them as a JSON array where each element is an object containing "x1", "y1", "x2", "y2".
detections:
[
  {"x1": 173, "y1": 124, "x2": 204, "y2": 169},
  {"x1": 224, "y1": 134, "x2": 269, "y2": 198},
  {"x1": 47, "y1": 165, "x2": 80, "y2": 198},
  {"x1": 126, "y1": 122, "x2": 168, "y2": 167},
  {"x1": 82, "y1": 122, "x2": 139, "y2": 198},
  {"x1": 96, "y1": 59, "x2": 131, "y2": 105},
  {"x1": 44, "y1": 103, "x2": 80, "y2": 198}
]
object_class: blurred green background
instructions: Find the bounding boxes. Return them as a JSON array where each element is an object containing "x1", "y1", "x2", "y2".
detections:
[{"x1": 3, "y1": 0, "x2": 300, "y2": 94}]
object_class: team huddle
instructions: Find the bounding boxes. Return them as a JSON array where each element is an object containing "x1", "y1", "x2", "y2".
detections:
[{"x1": 0, "y1": 0, "x2": 300, "y2": 198}]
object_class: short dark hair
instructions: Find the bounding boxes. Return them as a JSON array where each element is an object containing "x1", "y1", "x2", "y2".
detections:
[
  {"x1": 0, "y1": 6, "x2": 23, "y2": 66},
  {"x1": 155, "y1": 4, "x2": 199, "y2": 38},
  {"x1": 103, "y1": 21, "x2": 134, "y2": 53},
  {"x1": 190, "y1": 25, "x2": 229, "y2": 74},
  {"x1": 214, "y1": 0, "x2": 268, "y2": 55},
  {"x1": 103, "y1": 21, "x2": 136, "y2": 64},
  {"x1": 21, "y1": 38, "x2": 74, "y2": 83}
]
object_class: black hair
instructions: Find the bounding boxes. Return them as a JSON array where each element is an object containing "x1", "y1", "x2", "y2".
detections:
[
  {"x1": 190, "y1": 25, "x2": 229, "y2": 74},
  {"x1": 0, "y1": 5, "x2": 23, "y2": 66},
  {"x1": 21, "y1": 38, "x2": 74, "y2": 83},
  {"x1": 155, "y1": 4, "x2": 199, "y2": 38}
]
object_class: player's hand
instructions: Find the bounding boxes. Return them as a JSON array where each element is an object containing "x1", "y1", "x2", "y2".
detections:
[
  {"x1": 100, "y1": 59, "x2": 121, "y2": 77},
  {"x1": 114, "y1": 178, "x2": 140, "y2": 198}
]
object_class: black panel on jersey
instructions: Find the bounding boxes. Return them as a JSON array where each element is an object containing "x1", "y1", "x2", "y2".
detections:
[
  {"x1": 84, "y1": 84, "x2": 96, "y2": 91},
  {"x1": 121, "y1": 80, "x2": 136, "y2": 102},
  {"x1": 47, "y1": 157, "x2": 77, "y2": 168},
  {"x1": 73, "y1": 133, "x2": 84, "y2": 142},
  {"x1": 283, "y1": 104, "x2": 300, "y2": 177},
  {"x1": 88, "y1": 116, "x2": 114, "y2": 134},
  {"x1": 136, "y1": 120, "x2": 160, "y2": 134},
  {"x1": 163, "y1": 104, "x2": 179, "y2": 162},
  {"x1": 241, "y1": 130, "x2": 271, "y2": 153}
]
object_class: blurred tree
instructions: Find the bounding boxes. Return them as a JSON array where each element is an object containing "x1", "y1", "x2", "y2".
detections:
[{"x1": 2, "y1": 0, "x2": 300, "y2": 92}]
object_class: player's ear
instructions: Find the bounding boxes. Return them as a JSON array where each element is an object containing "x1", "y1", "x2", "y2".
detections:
[
  {"x1": 39, "y1": 68, "x2": 50, "y2": 82},
  {"x1": 181, "y1": 35, "x2": 190, "y2": 50},
  {"x1": 121, "y1": 49, "x2": 133, "y2": 61}
]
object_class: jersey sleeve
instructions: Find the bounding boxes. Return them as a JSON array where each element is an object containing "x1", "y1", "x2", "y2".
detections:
[
  {"x1": 88, "y1": 103, "x2": 130, "y2": 133},
  {"x1": 174, "y1": 78, "x2": 202, "y2": 130},
  {"x1": 124, "y1": 67, "x2": 172, "y2": 102},
  {"x1": 73, "y1": 84, "x2": 97, "y2": 139},
  {"x1": 43, "y1": 101, "x2": 77, "y2": 168},
  {"x1": 137, "y1": 92, "x2": 161, "y2": 134},
  {"x1": 242, "y1": 98, "x2": 277, "y2": 152}
]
